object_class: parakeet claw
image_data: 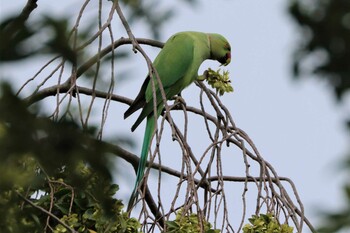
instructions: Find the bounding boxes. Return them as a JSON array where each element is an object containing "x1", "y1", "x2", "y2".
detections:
[
  {"x1": 174, "y1": 95, "x2": 187, "y2": 107},
  {"x1": 197, "y1": 70, "x2": 209, "y2": 81}
]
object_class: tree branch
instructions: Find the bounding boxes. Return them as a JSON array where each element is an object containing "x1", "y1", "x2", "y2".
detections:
[
  {"x1": 19, "y1": 0, "x2": 38, "y2": 21},
  {"x1": 2, "y1": 0, "x2": 38, "y2": 46},
  {"x1": 24, "y1": 38, "x2": 164, "y2": 105}
]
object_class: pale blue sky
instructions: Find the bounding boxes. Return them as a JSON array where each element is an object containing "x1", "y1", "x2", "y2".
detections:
[{"x1": 1, "y1": 0, "x2": 349, "y2": 231}]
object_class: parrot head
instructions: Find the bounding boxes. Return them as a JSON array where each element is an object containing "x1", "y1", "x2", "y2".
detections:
[{"x1": 208, "y1": 33, "x2": 231, "y2": 66}]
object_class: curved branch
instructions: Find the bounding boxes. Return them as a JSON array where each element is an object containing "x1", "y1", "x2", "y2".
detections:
[
  {"x1": 74, "y1": 37, "x2": 163, "y2": 80},
  {"x1": 24, "y1": 38, "x2": 164, "y2": 105}
]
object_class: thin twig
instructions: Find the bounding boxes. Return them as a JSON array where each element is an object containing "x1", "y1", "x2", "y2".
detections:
[{"x1": 16, "y1": 191, "x2": 77, "y2": 233}]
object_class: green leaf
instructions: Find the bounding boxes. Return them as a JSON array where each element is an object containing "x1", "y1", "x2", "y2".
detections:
[
  {"x1": 164, "y1": 209, "x2": 220, "y2": 233},
  {"x1": 243, "y1": 213, "x2": 294, "y2": 233}
]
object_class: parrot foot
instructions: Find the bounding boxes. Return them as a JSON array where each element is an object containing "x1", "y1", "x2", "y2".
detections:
[
  {"x1": 173, "y1": 95, "x2": 186, "y2": 107},
  {"x1": 197, "y1": 70, "x2": 209, "y2": 81}
]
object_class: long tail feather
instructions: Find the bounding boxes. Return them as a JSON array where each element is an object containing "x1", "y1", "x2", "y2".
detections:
[{"x1": 127, "y1": 115, "x2": 155, "y2": 212}]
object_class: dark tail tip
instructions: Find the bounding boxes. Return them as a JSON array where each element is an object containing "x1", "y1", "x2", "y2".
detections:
[
  {"x1": 124, "y1": 109, "x2": 131, "y2": 119},
  {"x1": 131, "y1": 124, "x2": 136, "y2": 132}
]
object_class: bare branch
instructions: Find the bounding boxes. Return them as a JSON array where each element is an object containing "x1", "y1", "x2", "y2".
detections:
[{"x1": 24, "y1": 38, "x2": 163, "y2": 105}]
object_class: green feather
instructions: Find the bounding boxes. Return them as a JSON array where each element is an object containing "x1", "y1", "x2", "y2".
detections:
[{"x1": 127, "y1": 115, "x2": 155, "y2": 212}]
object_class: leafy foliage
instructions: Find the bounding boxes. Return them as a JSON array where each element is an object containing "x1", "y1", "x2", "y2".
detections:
[
  {"x1": 50, "y1": 167, "x2": 141, "y2": 233},
  {"x1": 243, "y1": 214, "x2": 293, "y2": 233},
  {"x1": 0, "y1": 84, "x2": 141, "y2": 233},
  {"x1": 289, "y1": 0, "x2": 350, "y2": 101},
  {"x1": 164, "y1": 209, "x2": 220, "y2": 233},
  {"x1": 204, "y1": 68, "x2": 233, "y2": 96}
]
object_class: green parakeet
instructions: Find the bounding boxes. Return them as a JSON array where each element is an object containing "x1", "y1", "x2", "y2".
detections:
[{"x1": 124, "y1": 31, "x2": 231, "y2": 212}]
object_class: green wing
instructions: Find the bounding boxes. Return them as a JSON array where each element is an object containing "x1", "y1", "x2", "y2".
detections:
[
  {"x1": 130, "y1": 33, "x2": 196, "y2": 131},
  {"x1": 145, "y1": 33, "x2": 195, "y2": 101}
]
